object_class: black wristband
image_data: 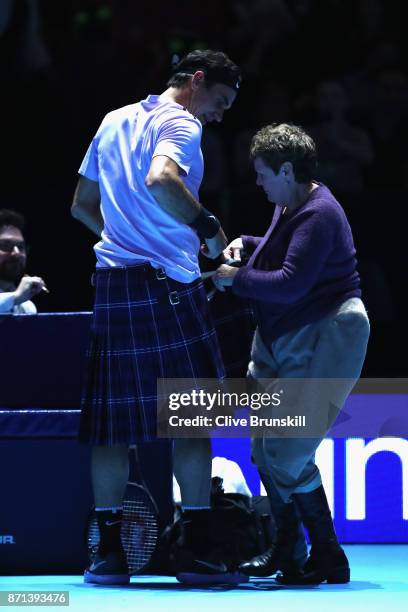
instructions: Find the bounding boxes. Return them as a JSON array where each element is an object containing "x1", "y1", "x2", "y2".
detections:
[{"x1": 189, "y1": 207, "x2": 221, "y2": 239}]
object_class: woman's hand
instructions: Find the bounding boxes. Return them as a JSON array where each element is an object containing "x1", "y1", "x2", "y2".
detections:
[
  {"x1": 213, "y1": 264, "x2": 240, "y2": 292},
  {"x1": 222, "y1": 237, "x2": 243, "y2": 263}
]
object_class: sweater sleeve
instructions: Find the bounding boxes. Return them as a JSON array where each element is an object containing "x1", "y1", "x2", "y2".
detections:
[
  {"x1": 241, "y1": 235, "x2": 262, "y2": 255},
  {"x1": 233, "y1": 209, "x2": 338, "y2": 304}
]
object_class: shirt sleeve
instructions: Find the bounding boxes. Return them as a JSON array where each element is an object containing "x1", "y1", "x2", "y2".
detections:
[
  {"x1": 153, "y1": 115, "x2": 202, "y2": 175},
  {"x1": 78, "y1": 137, "x2": 99, "y2": 181},
  {"x1": 0, "y1": 292, "x2": 15, "y2": 313},
  {"x1": 233, "y1": 209, "x2": 338, "y2": 304},
  {"x1": 20, "y1": 300, "x2": 37, "y2": 314}
]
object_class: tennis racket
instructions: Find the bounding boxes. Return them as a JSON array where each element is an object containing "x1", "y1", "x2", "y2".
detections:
[{"x1": 86, "y1": 445, "x2": 159, "y2": 575}]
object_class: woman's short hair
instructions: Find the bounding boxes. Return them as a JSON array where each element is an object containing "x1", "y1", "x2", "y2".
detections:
[{"x1": 250, "y1": 123, "x2": 317, "y2": 183}]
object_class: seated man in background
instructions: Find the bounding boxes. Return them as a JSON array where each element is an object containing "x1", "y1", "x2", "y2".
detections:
[{"x1": 0, "y1": 209, "x2": 47, "y2": 313}]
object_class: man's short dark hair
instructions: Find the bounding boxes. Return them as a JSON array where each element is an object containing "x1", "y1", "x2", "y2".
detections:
[
  {"x1": 0, "y1": 209, "x2": 25, "y2": 233},
  {"x1": 167, "y1": 49, "x2": 241, "y2": 92},
  {"x1": 250, "y1": 123, "x2": 317, "y2": 183}
]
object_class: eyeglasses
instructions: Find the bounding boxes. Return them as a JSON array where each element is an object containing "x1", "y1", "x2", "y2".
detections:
[{"x1": 0, "y1": 240, "x2": 29, "y2": 254}]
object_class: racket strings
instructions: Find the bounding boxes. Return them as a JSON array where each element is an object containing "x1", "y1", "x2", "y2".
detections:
[{"x1": 88, "y1": 496, "x2": 158, "y2": 574}]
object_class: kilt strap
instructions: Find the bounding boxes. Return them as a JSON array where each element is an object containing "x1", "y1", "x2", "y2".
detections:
[{"x1": 92, "y1": 264, "x2": 192, "y2": 306}]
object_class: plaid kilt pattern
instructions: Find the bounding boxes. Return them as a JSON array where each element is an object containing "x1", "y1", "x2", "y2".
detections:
[
  {"x1": 208, "y1": 289, "x2": 255, "y2": 378},
  {"x1": 79, "y1": 265, "x2": 225, "y2": 445}
]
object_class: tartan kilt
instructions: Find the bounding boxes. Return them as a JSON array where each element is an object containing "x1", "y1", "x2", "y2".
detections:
[
  {"x1": 208, "y1": 289, "x2": 255, "y2": 378},
  {"x1": 79, "y1": 265, "x2": 225, "y2": 445}
]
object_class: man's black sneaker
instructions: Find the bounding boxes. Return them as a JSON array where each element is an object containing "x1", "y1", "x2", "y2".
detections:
[
  {"x1": 84, "y1": 549, "x2": 129, "y2": 585},
  {"x1": 176, "y1": 558, "x2": 249, "y2": 585},
  {"x1": 175, "y1": 548, "x2": 249, "y2": 585},
  {"x1": 174, "y1": 508, "x2": 249, "y2": 585}
]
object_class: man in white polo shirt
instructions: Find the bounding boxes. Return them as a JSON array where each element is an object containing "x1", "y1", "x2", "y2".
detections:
[
  {"x1": 71, "y1": 50, "x2": 241, "y2": 586},
  {"x1": 0, "y1": 209, "x2": 46, "y2": 314}
]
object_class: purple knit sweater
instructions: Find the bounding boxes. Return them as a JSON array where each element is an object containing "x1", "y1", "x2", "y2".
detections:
[{"x1": 232, "y1": 183, "x2": 361, "y2": 343}]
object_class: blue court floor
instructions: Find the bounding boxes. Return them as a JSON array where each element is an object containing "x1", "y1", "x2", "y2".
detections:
[{"x1": 1, "y1": 546, "x2": 407, "y2": 612}]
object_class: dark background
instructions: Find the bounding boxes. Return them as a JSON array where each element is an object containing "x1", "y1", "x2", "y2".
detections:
[{"x1": 1, "y1": 0, "x2": 407, "y2": 376}]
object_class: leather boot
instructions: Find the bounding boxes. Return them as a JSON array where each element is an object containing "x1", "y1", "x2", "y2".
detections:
[
  {"x1": 238, "y1": 486, "x2": 301, "y2": 577},
  {"x1": 261, "y1": 473, "x2": 308, "y2": 572},
  {"x1": 278, "y1": 485, "x2": 349, "y2": 585}
]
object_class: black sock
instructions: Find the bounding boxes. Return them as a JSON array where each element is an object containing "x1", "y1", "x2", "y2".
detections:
[
  {"x1": 95, "y1": 509, "x2": 123, "y2": 555},
  {"x1": 181, "y1": 509, "x2": 212, "y2": 553}
]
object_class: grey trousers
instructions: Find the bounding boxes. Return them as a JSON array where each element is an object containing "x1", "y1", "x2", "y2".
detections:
[{"x1": 250, "y1": 298, "x2": 370, "y2": 503}]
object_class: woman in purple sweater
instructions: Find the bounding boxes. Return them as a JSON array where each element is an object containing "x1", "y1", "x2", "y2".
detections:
[{"x1": 214, "y1": 123, "x2": 370, "y2": 584}]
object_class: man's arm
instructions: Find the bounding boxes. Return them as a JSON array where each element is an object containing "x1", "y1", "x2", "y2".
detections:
[
  {"x1": 0, "y1": 292, "x2": 15, "y2": 313},
  {"x1": 71, "y1": 176, "x2": 103, "y2": 236},
  {"x1": 0, "y1": 276, "x2": 46, "y2": 313},
  {"x1": 145, "y1": 155, "x2": 201, "y2": 223},
  {"x1": 145, "y1": 155, "x2": 227, "y2": 258}
]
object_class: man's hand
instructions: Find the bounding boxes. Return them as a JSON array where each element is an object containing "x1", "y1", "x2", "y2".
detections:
[
  {"x1": 222, "y1": 237, "x2": 243, "y2": 263},
  {"x1": 13, "y1": 276, "x2": 48, "y2": 305},
  {"x1": 212, "y1": 264, "x2": 240, "y2": 292},
  {"x1": 201, "y1": 227, "x2": 228, "y2": 259}
]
